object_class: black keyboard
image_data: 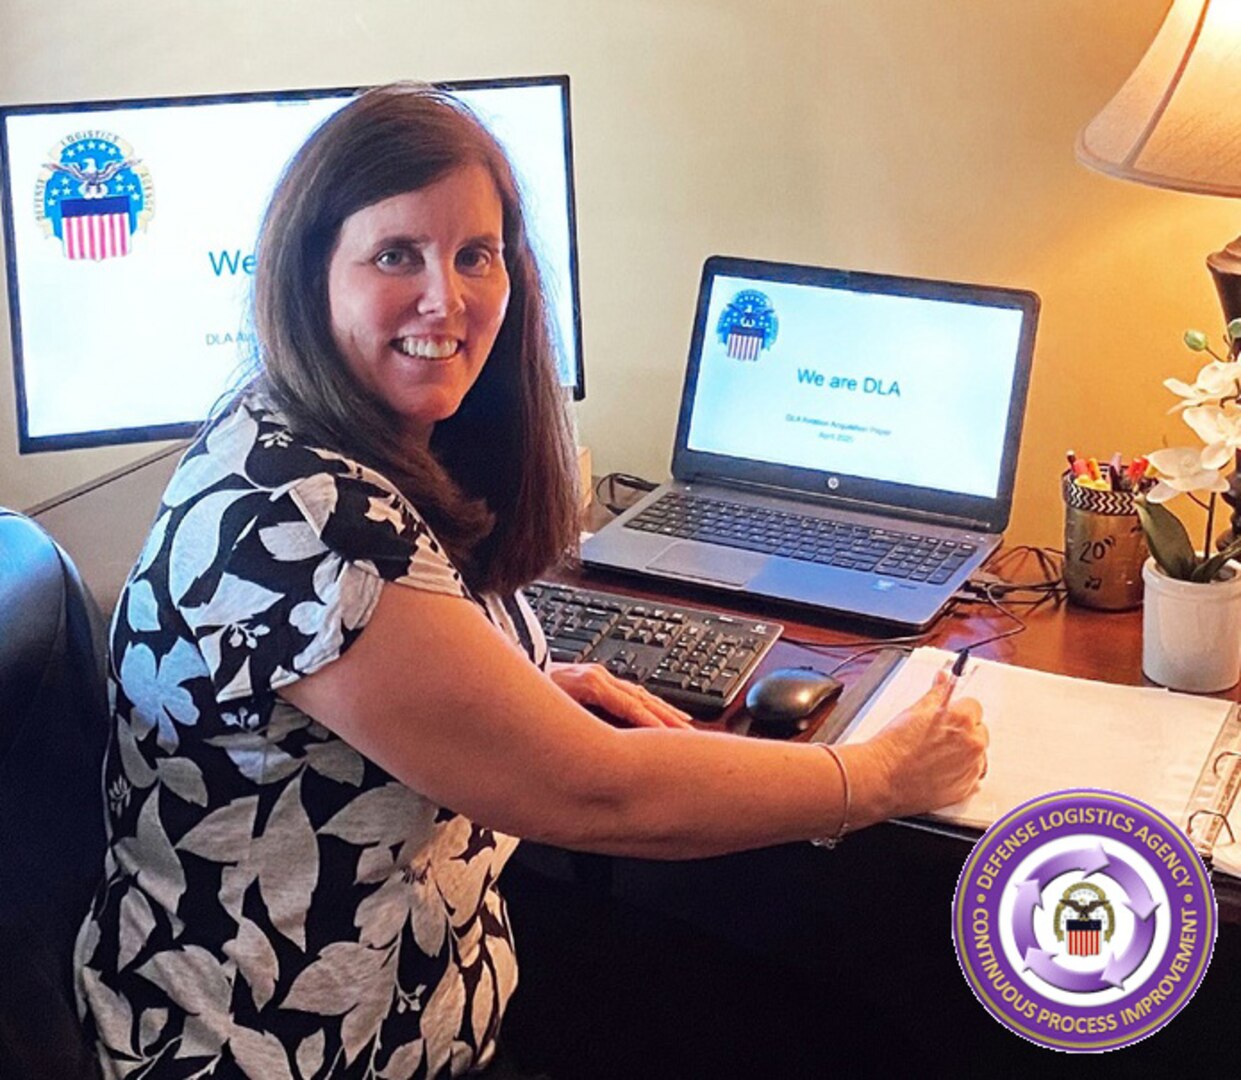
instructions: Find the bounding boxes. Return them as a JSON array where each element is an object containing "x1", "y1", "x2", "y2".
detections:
[
  {"x1": 624, "y1": 492, "x2": 975, "y2": 584},
  {"x1": 523, "y1": 581, "x2": 782, "y2": 713}
]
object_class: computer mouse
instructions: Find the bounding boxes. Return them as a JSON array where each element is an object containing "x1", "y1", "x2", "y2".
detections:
[{"x1": 745, "y1": 666, "x2": 843, "y2": 731}]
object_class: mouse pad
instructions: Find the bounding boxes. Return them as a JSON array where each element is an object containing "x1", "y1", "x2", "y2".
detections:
[{"x1": 645, "y1": 542, "x2": 763, "y2": 588}]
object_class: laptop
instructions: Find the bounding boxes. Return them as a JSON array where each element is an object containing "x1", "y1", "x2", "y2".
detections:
[{"x1": 581, "y1": 256, "x2": 1040, "y2": 630}]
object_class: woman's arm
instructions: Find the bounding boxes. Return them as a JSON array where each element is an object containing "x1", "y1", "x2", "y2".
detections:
[{"x1": 280, "y1": 583, "x2": 985, "y2": 859}]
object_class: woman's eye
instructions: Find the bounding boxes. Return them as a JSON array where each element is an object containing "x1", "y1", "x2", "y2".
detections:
[
  {"x1": 374, "y1": 249, "x2": 412, "y2": 270},
  {"x1": 457, "y1": 247, "x2": 497, "y2": 273}
]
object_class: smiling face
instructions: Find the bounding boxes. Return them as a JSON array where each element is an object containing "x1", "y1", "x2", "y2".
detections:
[{"x1": 326, "y1": 163, "x2": 511, "y2": 450}]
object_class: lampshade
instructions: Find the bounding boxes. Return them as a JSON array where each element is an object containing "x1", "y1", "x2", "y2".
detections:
[{"x1": 1077, "y1": 0, "x2": 1241, "y2": 198}]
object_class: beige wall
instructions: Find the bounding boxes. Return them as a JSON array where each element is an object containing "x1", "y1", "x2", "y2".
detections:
[{"x1": 1, "y1": 0, "x2": 1228, "y2": 550}]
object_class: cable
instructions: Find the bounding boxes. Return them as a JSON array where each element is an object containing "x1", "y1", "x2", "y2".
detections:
[
  {"x1": 785, "y1": 544, "x2": 1064, "y2": 674},
  {"x1": 951, "y1": 546, "x2": 1060, "y2": 647},
  {"x1": 783, "y1": 632, "x2": 929, "y2": 677},
  {"x1": 972, "y1": 545, "x2": 1066, "y2": 600},
  {"x1": 594, "y1": 472, "x2": 657, "y2": 515},
  {"x1": 955, "y1": 581, "x2": 1029, "y2": 651},
  {"x1": 823, "y1": 642, "x2": 917, "y2": 677},
  {"x1": 813, "y1": 583, "x2": 1029, "y2": 677}
]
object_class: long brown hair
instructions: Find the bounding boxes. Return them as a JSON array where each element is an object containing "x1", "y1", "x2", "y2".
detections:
[{"x1": 252, "y1": 84, "x2": 578, "y2": 594}]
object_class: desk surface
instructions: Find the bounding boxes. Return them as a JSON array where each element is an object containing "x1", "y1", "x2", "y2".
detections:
[
  {"x1": 564, "y1": 545, "x2": 1235, "y2": 719},
  {"x1": 557, "y1": 544, "x2": 1241, "y2": 920},
  {"x1": 523, "y1": 548, "x2": 1241, "y2": 1072},
  {"x1": 534, "y1": 529, "x2": 1239, "y2": 1071}
]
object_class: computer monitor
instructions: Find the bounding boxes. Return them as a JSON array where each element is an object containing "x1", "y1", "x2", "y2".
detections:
[{"x1": 0, "y1": 76, "x2": 584, "y2": 452}]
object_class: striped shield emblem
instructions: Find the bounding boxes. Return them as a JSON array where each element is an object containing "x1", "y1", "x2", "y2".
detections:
[
  {"x1": 60, "y1": 196, "x2": 131, "y2": 261},
  {"x1": 1066, "y1": 919, "x2": 1102, "y2": 956},
  {"x1": 726, "y1": 328, "x2": 764, "y2": 360}
]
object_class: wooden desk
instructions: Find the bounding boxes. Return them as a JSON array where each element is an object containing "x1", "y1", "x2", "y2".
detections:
[
  {"x1": 503, "y1": 551, "x2": 1239, "y2": 1075},
  {"x1": 552, "y1": 552, "x2": 1241, "y2": 911},
  {"x1": 567, "y1": 548, "x2": 1164, "y2": 701}
]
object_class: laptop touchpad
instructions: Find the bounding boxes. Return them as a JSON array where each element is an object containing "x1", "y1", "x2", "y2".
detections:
[{"x1": 645, "y1": 542, "x2": 763, "y2": 588}]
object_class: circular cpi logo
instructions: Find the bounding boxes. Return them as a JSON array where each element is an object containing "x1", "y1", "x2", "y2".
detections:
[{"x1": 952, "y1": 789, "x2": 1215, "y2": 1052}]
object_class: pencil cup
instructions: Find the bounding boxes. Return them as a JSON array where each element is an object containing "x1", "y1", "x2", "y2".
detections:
[{"x1": 1061, "y1": 473, "x2": 1148, "y2": 610}]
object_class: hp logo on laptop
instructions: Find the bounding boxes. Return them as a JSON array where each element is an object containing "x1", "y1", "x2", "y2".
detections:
[{"x1": 825, "y1": 476, "x2": 840, "y2": 491}]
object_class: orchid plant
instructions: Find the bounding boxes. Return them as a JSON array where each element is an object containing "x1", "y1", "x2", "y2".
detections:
[{"x1": 1136, "y1": 319, "x2": 1241, "y2": 582}]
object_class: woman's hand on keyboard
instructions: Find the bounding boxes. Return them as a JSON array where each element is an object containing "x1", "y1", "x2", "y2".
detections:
[{"x1": 549, "y1": 663, "x2": 694, "y2": 729}]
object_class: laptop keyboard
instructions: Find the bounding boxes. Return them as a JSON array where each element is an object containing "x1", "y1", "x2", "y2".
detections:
[
  {"x1": 523, "y1": 581, "x2": 782, "y2": 714},
  {"x1": 624, "y1": 492, "x2": 975, "y2": 585}
]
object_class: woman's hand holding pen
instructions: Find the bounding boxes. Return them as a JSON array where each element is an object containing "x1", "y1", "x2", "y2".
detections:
[{"x1": 864, "y1": 669, "x2": 989, "y2": 817}]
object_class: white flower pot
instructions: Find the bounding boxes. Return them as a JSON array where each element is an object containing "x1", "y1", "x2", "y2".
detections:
[{"x1": 1142, "y1": 557, "x2": 1241, "y2": 693}]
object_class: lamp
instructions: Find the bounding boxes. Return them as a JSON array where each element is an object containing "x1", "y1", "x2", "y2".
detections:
[
  {"x1": 1077, "y1": 0, "x2": 1241, "y2": 541},
  {"x1": 1077, "y1": 0, "x2": 1241, "y2": 320}
]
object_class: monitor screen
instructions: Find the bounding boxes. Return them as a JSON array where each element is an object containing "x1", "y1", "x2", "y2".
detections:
[
  {"x1": 685, "y1": 273, "x2": 1026, "y2": 499},
  {"x1": 0, "y1": 76, "x2": 584, "y2": 452}
]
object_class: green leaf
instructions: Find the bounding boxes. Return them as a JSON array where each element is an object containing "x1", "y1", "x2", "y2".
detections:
[
  {"x1": 1185, "y1": 329, "x2": 1210, "y2": 351},
  {"x1": 1136, "y1": 498, "x2": 1196, "y2": 579},
  {"x1": 1194, "y1": 539, "x2": 1241, "y2": 583}
]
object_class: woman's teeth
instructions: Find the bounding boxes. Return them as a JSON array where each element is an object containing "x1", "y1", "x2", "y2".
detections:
[{"x1": 395, "y1": 337, "x2": 459, "y2": 359}]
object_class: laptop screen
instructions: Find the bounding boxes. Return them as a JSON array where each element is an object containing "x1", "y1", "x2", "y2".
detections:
[{"x1": 673, "y1": 257, "x2": 1039, "y2": 530}]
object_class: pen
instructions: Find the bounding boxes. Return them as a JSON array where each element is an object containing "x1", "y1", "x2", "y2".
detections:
[{"x1": 939, "y1": 647, "x2": 971, "y2": 708}]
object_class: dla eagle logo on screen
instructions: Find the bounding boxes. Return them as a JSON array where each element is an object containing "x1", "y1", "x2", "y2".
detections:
[
  {"x1": 717, "y1": 289, "x2": 778, "y2": 361},
  {"x1": 35, "y1": 131, "x2": 154, "y2": 261}
]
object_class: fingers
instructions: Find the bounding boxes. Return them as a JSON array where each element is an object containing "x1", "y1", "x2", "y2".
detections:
[
  {"x1": 935, "y1": 698, "x2": 989, "y2": 800},
  {"x1": 953, "y1": 695, "x2": 983, "y2": 727},
  {"x1": 977, "y1": 715, "x2": 989, "y2": 780},
  {"x1": 920, "y1": 671, "x2": 955, "y2": 709},
  {"x1": 550, "y1": 664, "x2": 694, "y2": 729},
  {"x1": 957, "y1": 704, "x2": 989, "y2": 775},
  {"x1": 965, "y1": 713, "x2": 989, "y2": 788},
  {"x1": 602, "y1": 680, "x2": 695, "y2": 729},
  {"x1": 628, "y1": 688, "x2": 696, "y2": 729}
]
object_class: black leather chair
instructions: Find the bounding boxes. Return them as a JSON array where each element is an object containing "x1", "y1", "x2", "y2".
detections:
[{"x1": 0, "y1": 508, "x2": 109, "y2": 1079}]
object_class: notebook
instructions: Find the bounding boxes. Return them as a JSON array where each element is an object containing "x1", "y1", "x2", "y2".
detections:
[
  {"x1": 838, "y1": 647, "x2": 1241, "y2": 875},
  {"x1": 581, "y1": 256, "x2": 1040, "y2": 630}
]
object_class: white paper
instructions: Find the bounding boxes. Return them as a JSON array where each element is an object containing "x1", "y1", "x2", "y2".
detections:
[{"x1": 843, "y1": 646, "x2": 1232, "y2": 834}]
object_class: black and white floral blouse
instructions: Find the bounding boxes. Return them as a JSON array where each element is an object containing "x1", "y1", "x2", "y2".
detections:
[{"x1": 75, "y1": 396, "x2": 545, "y2": 1079}]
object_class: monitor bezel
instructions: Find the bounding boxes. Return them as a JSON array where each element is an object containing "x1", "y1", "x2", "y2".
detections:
[
  {"x1": 671, "y1": 255, "x2": 1040, "y2": 534},
  {"x1": 0, "y1": 75, "x2": 585, "y2": 454}
]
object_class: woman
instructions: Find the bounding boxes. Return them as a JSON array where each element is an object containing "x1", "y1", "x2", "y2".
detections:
[{"x1": 76, "y1": 85, "x2": 986, "y2": 1079}]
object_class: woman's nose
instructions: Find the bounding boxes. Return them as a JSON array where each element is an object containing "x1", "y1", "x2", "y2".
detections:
[{"x1": 416, "y1": 263, "x2": 465, "y2": 318}]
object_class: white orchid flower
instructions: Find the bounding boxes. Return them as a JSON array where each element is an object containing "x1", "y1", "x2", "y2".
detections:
[
  {"x1": 1163, "y1": 360, "x2": 1241, "y2": 412},
  {"x1": 1182, "y1": 402, "x2": 1241, "y2": 469},
  {"x1": 1144, "y1": 446, "x2": 1230, "y2": 504}
]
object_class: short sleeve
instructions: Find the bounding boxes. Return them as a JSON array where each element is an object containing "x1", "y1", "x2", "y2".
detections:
[
  {"x1": 176, "y1": 468, "x2": 469, "y2": 704},
  {"x1": 485, "y1": 590, "x2": 549, "y2": 671}
]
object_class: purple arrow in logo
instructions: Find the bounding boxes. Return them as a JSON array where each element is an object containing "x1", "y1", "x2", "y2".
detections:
[
  {"x1": 1100, "y1": 910, "x2": 1157, "y2": 989},
  {"x1": 1027, "y1": 843, "x2": 1110, "y2": 891},
  {"x1": 1098, "y1": 853, "x2": 1160, "y2": 920},
  {"x1": 1012, "y1": 878, "x2": 1043, "y2": 957},
  {"x1": 1022, "y1": 948, "x2": 1110, "y2": 993}
]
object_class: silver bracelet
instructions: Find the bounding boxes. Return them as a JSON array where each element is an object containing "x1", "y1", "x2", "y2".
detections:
[{"x1": 811, "y1": 744, "x2": 850, "y2": 849}]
